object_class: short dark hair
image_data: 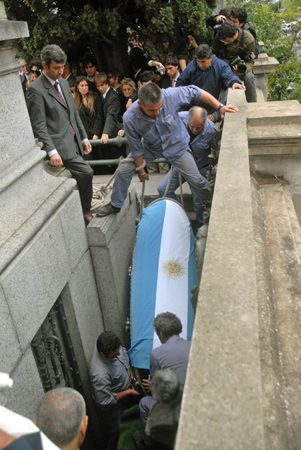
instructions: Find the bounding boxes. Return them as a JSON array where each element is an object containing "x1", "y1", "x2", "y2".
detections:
[
  {"x1": 195, "y1": 44, "x2": 212, "y2": 60},
  {"x1": 36, "y1": 388, "x2": 86, "y2": 447},
  {"x1": 138, "y1": 82, "x2": 162, "y2": 105},
  {"x1": 217, "y1": 20, "x2": 238, "y2": 39},
  {"x1": 83, "y1": 55, "x2": 97, "y2": 68},
  {"x1": 153, "y1": 312, "x2": 182, "y2": 338},
  {"x1": 231, "y1": 7, "x2": 247, "y2": 24},
  {"x1": 97, "y1": 331, "x2": 121, "y2": 356},
  {"x1": 108, "y1": 68, "x2": 124, "y2": 82},
  {"x1": 139, "y1": 70, "x2": 157, "y2": 83},
  {"x1": 163, "y1": 55, "x2": 179, "y2": 67},
  {"x1": 41, "y1": 44, "x2": 67, "y2": 67},
  {"x1": 218, "y1": 7, "x2": 232, "y2": 19}
]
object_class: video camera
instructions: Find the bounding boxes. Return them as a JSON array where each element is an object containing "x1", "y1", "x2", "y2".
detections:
[
  {"x1": 213, "y1": 16, "x2": 226, "y2": 30},
  {"x1": 229, "y1": 52, "x2": 255, "y2": 74}
]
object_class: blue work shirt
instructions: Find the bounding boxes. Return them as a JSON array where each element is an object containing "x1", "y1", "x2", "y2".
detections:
[
  {"x1": 90, "y1": 346, "x2": 131, "y2": 408},
  {"x1": 123, "y1": 86, "x2": 203, "y2": 163},
  {"x1": 176, "y1": 55, "x2": 242, "y2": 111},
  {"x1": 179, "y1": 111, "x2": 216, "y2": 170}
]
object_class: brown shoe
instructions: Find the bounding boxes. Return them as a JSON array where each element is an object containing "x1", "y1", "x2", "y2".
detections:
[{"x1": 83, "y1": 210, "x2": 93, "y2": 226}]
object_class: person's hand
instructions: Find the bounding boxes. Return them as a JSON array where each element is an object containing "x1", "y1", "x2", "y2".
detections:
[
  {"x1": 220, "y1": 104, "x2": 239, "y2": 119},
  {"x1": 138, "y1": 170, "x2": 149, "y2": 182},
  {"x1": 208, "y1": 114, "x2": 215, "y2": 122},
  {"x1": 188, "y1": 35, "x2": 198, "y2": 48},
  {"x1": 142, "y1": 378, "x2": 150, "y2": 392},
  {"x1": 232, "y1": 82, "x2": 246, "y2": 91},
  {"x1": 215, "y1": 14, "x2": 227, "y2": 23},
  {"x1": 118, "y1": 129, "x2": 125, "y2": 137},
  {"x1": 101, "y1": 133, "x2": 109, "y2": 144},
  {"x1": 129, "y1": 388, "x2": 140, "y2": 396},
  {"x1": 126, "y1": 99, "x2": 133, "y2": 110},
  {"x1": 92, "y1": 134, "x2": 99, "y2": 140},
  {"x1": 50, "y1": 153, "x2": 63, "y2": 168},
  {"x1": 83, "y1": 140, "x2": 92, "y2": 155}
]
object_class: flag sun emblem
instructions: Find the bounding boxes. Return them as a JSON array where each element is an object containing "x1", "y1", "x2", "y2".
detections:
[{"x1": 162, "y1": 258, "x2": 184, "y2": 279}]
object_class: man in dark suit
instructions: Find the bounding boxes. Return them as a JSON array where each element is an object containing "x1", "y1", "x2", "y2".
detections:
[
  {"x1": 27, "y1": 44, "x2": 94, "y2": 225},
  {"x1": 160, "y1": 55, "x2": 180, "y2": 89},
  {"x1": 94, "y1": 73, "x2": 125, "y2": 165},
  {"x1": 95, "y1": 73, "x2": 120, "y2": 143}
]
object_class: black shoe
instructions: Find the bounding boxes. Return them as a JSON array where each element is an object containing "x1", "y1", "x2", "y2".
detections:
[
  {"x1": 132, "y1": 431, "x2": 149, "y2": 450},
  {"x1": 96, "y1": 202, "x2": 121, "y2": 217}
]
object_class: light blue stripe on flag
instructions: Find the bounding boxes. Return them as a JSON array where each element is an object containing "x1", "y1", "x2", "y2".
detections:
[{"x1": 129, "y1": 200, "x2": 167, "y2": 369}]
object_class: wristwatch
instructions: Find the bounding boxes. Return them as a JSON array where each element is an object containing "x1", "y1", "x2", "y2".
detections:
[{"x1": 217, "y1": 103, "x2": 224, "y2": 110}]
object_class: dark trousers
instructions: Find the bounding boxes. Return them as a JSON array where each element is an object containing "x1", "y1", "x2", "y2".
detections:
[
  {"x1": 97, "y1": 396, "x2": 139, "y2": 450},
  {"x1": 63, "y1": 154, "x2": 93, "y2": 211}
]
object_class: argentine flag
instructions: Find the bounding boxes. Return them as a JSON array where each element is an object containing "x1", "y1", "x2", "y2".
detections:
[{"x1": 129, "y1": 199, "x2": 197, "y2": 369}]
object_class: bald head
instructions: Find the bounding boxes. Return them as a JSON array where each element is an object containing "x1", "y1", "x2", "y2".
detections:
[
  {"x1": 36, "y1": 388, "x2": 87, "y2": 449},
  {"x1": 188, "y1": 106, "x2": 207, "y2": 135}
]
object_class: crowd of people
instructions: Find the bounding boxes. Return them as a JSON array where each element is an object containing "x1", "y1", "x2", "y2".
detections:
[{"x1": 18, "y1": 5, "x2": 257, "y2": 228}]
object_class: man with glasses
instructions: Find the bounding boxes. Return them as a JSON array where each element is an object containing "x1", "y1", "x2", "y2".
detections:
[
  {"x1": 107, "y1": 68, "x2": 123, "y2": 95},
  {"x1": 212, "y1": 20, "x2": 257, "y2": 102}
]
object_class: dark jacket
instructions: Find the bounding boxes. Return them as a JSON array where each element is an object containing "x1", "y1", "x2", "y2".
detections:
[
  {"x1": 78, "y1": 93, "x2": 104, "y2": 139},
  {"x1": 102, "y1": 87, "x2": 120, "y2": 137},
  {"x1": 176, "y1": 55, "x2": 242, "y2": 103}
]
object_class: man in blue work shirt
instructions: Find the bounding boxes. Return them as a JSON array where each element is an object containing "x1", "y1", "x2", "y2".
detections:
[
  {"x1": 90, "y1": 331, "x2": 140, "y2": 450},
  {"x1": 176, "y1": 44, "x2": 245, "y2": 122},
  {"x1": 158, "y1": 106, "x2": 216, "y2": 226},
  {"x1": 96, "y1": 83, "x2": 238, "y2": 218}
]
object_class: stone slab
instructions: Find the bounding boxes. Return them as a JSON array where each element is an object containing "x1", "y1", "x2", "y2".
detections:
[
  {"x1": 4, "y1": 348, "x2": 44, "y2": 420},
  {"x1": 64, "y1": 250, "x2": 104, "y2": 364},
  {"x1": 0, "y1": 20, "x2": 29, "y2": 42},
  {"x1": 1, "y1": 212, "x2": 72, "y2": 350},
  {"x1": 0, "y1": 160, "x2": 77, "y2": 273},
  {"x1": 59, "y1": 191, "x2": 88, "y2": 271},
  {"x1": 176, "y1": 89, "x2": 264, "y2": 449},
  {"x1": 0, "y1": 284, "x2": 22, "y2": 373}
]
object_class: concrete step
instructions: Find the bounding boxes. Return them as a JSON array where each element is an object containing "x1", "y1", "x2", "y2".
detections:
[
  {"x1": 251, "y1": 176, "x2": 301, "y2": 449},
  {"x1": 247, "y1": 101, "x2": 301, "y2": 155}
]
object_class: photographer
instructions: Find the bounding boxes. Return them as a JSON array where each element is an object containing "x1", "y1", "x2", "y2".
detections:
[{"x1": 212, "y1": 20, "x2": 257, "y2": 103}]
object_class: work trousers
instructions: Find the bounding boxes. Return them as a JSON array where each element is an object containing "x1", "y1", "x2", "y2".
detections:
[{"x1": 111, "y1": 150, "x2": 209, "y2": 223}]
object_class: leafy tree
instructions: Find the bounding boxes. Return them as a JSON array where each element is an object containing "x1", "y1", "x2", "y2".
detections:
[
  {"x1": 4, "y1": 0, "x2": 214, "y2": 73},
  {"x1": 232, "y1": 0, "x2": 301, "y2": 101}
]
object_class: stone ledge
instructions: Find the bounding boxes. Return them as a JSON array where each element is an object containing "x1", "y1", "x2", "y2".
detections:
[{"x1": 175, "y1": 89, "x2": 264, "y2": 449}]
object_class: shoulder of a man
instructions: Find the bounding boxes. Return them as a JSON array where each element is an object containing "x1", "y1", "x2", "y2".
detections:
[{"x1": 241, "y1": 28, "x2": 255, "y2": 45}]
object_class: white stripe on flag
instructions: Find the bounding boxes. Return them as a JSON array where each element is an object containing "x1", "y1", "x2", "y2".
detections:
[{"x1": 153, "y1": 200, "x2": 191, "y2": 350}]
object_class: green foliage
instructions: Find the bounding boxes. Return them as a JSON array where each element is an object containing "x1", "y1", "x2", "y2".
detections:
[
  {"x1": 232, "y1": 0, "x2": 301, "y2": 101},
  {"x1": 4, "y1": 0, "x2": 215, "y2": 70},
  {"x1": 268, "y1": 61, "x2": 301, "y2": 101}
]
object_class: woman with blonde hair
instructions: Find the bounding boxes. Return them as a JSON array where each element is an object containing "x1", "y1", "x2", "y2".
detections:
[
  {"x1": 26, "y1": 70, "x2": 40, "y2": 90},
  {"x1": 119, "y1": 77, "x2": 138, "y2": 115}
]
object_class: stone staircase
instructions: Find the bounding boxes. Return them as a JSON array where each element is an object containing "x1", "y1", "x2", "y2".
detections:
[{"x1": 252, "y1": 174, "x2": 301, "y2": 449}]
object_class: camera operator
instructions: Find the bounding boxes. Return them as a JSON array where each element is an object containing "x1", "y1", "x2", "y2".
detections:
[{"x1": 212, "y1": 20, "x2": 257, "y2": 103}]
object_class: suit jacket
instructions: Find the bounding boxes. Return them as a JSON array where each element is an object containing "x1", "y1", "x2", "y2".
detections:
[
  {"x1": 27, "y1": 74, "x2": 88, "y2": 160},
  {"x1": 160, "y1": 75, "x2": 172, "y2": 89},
  {"x1": 78, "y1": 93, "x2": 104, "y2": 139},
  {"x1": 102, "y1": 87, "x2": 120, "y2": 137}
]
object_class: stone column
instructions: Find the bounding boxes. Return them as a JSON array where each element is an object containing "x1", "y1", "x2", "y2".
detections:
[{"x1": 0, "y1": 4, "x2": 104, "y2": 425}]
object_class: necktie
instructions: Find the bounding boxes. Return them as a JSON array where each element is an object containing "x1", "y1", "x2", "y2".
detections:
[
  {"x1": 171, "y1": 79, "x2": 176, "y2": 87},
  {"x1": 54, "y1": 81, "x2": 65, "y2": 104},
  {"x1": 54, "y1": 81, "x2": 75, "y2": 136}
]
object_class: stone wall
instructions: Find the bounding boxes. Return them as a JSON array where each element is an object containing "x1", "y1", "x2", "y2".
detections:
[{"x1": 0, "y1": 10, "x2": 104, "y2": 425}]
